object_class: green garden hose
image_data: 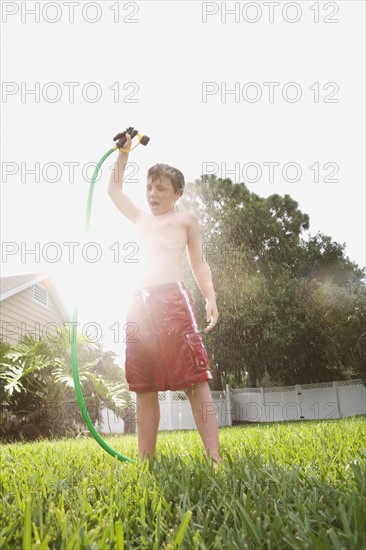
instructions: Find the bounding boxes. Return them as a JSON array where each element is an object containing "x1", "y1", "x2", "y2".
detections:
[{"x1": 71, "y1": 129, "x2": 149, "y2": 463}]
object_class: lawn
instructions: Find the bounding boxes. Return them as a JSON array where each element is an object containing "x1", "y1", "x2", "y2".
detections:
[{"x1": 1, "y1": 417, "x2": 365, "y2": 549}]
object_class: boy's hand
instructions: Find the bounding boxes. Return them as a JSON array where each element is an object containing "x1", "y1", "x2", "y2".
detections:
[
  {"x1": 205, "y1": 300, "x2": 219, "y2": 332},
  {"x1": 114, "y1": 131, "x2": 132, "y2": 152},
  {"x1": 120, "y1": 132, "x2": 132, "y2": 152}
]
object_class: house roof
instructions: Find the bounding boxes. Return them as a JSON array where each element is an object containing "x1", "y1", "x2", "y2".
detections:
[{"x1": 0, "y1": 272, "x2": 71, "y2": 321}]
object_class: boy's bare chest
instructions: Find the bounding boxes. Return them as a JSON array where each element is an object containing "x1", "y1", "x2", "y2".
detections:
[{"x1": 137, "y1": 215, "x2": 188, "y2": 251}]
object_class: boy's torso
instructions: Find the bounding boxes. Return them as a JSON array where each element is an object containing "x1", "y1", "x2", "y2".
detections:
[{"x1": 135, "y1": 210, "x2": 191, "y2": 287}]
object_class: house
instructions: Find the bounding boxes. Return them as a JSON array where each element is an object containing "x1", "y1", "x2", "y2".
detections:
[
  {"x1": 0, "y1": 272, "x2": 71, "y2": 345},
  {"x1": 0, "y1": 272, "x2": 132, "y2": 435}
]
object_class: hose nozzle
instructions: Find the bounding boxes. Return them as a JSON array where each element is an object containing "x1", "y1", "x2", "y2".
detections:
[{"x1": 113, "y1": 127, "x2": 150, "y2": 151}]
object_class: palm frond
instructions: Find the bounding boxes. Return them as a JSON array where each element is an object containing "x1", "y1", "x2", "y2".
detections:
[{"x1": 87, "y1": 373, "x2": 127, "y2": 411}]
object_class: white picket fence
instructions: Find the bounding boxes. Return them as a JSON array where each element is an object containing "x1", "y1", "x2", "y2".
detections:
[
  {"x1": 227, "y1": 379, "x2": 366, "y2": 423},
  {"x1": 100, "y1": 379, "x2": 366, "y2": 433}
]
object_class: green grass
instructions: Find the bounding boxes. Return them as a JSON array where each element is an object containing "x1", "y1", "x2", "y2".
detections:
[{"x1": 1, "y1": 417, "x2": 365, "y2": 549}]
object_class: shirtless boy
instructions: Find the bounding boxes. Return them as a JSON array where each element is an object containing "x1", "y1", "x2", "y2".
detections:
[{"x1": 108, "y1": 132, "x2": 220, "y2": 462}]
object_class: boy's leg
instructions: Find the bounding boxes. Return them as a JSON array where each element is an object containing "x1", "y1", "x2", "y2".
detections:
[
  {"x1": 185, "y1": 381, "x2": 221, "y2": 462},
  {"x1": 136, "y1": 391, "x2": 160, "y2": 458}
]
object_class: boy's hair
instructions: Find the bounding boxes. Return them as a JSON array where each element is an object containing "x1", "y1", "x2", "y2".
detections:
[{"x1": 147, "y1": 163, "x2": 185, "y2": 197}]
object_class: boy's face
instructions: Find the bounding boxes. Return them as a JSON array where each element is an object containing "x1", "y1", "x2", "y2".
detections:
[{"x1": 146, "y1": 175, "x2": 181, "y2": 216}]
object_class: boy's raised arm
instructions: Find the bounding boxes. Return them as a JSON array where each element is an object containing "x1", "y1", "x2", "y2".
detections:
[{"x1": 107, "y1": 133, "x2": 144, "y2": 224}]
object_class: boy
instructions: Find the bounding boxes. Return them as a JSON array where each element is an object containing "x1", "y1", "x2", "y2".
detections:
[{"x1": 108, "y1": 132, "x2": 220, "y2": 462}]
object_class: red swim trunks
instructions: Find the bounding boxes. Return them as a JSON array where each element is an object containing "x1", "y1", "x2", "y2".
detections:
[{"x1": 124, "y1": 282, "x2": 212, "y2": 392}]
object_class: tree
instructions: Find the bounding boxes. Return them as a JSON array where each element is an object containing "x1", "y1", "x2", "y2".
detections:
[{"x1": 179, "y1": 175, "x2": 366, "y2": 388}]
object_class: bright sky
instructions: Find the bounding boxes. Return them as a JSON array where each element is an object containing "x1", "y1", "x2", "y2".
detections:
[{"x1": 1, "y1": 1, "x2": 365, "y2": 366}]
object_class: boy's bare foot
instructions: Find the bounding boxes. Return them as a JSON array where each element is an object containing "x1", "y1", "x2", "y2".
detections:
[{"x1": 205, "y1": 450, "x2": 222, "y2": 469}]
